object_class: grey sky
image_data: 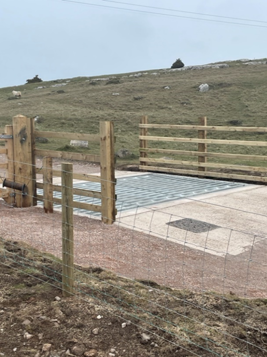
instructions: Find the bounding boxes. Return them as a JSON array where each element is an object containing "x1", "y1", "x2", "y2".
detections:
[{"x1": 1, "y1": 0, "x2": 266, "y2": 88}]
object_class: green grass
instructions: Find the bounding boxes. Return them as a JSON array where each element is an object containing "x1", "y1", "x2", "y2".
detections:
[{"x1": 1, "y1": 59, "x2": 267, "y2": 167}]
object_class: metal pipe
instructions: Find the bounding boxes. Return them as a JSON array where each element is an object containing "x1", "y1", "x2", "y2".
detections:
[{"x1": 2, "y1": 179, "x2": 27, "y2": 194}]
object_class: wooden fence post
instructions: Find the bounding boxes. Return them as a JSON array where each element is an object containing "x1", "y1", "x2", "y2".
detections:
[
  {"x1": 4, "y1": 125, "x2": 15, "y2": 205},
  {"x1": 139, "y1": 115, "x2": 148, "y2": 170},
  {"x1": 43, "y1": 157, "x2": 53, "y2": 213},
  {"x1": 198, "y1": 116, "x2": 207, "y2": 173},
  {"x1": 61, "y1": 162, "x2": 74, "y2": 297},
  {"x1": 12, "y1": 115, "x2": 36, "y2": 207},
  {"x1": 100, "y1": 121, "x2": 116, "y2": 224}
]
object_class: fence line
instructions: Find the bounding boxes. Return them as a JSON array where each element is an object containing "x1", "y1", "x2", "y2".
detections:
[
  {"x1": 1, "y1": 165, "x2": 267, "y2": 355},
  {"x1": 1, "y1": 178, "x2": 267, "y2": 356},
  {"x1": 139, "y1": 115, "x2": 267, "y2": 183}
]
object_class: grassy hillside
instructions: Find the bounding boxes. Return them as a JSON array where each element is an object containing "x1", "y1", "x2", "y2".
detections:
[{"x1": 1, "y1": 59, "x2": 267, "y2": 165}]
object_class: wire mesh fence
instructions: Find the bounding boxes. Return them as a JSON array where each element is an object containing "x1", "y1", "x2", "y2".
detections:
[{"x1": 1, "y1": 160, "x2": 267, "y2": 356}]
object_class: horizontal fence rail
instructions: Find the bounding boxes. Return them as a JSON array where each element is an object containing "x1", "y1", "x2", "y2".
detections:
[
  {"x1": 139, "y1": 116, "x2": 267, "y2": 183},
  {"x1": 34, "y1": 130, "x2": 100, "y2": 142},
  {"x1": 140, "y1": 157, "x2": 267, "y2": 173},
  {"x1": 139, "y1": 123, "x2": 267, "y2": 132},
  {"x1": 36, "y1": 182, "x2": 102, "y2": 199},
  {"x1": 139, "y1": 135, "x2": 267, "y2": 147},
  {"x1": 36, "y1": 194, "x2": 102, "y2": 213},
  {"x1": 37, "y1": 168, "x2": 102, "y2": 182},
  {"x1": 140, "y1": 148, "x2": 267, "y2": 161},
  {"x1": 35, "y1": 149, "x2": 100, "y2": 163},
  {"x1": 139, "y1": 165, "x2": 267, "y2": 183}
]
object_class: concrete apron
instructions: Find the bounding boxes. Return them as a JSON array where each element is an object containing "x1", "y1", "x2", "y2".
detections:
[
  {"x1": 49, "y1": 171, "x2": 267, "y2": 258},
  {"x1": 116, "y1": 179, "x2": 267, "y2": 257}
]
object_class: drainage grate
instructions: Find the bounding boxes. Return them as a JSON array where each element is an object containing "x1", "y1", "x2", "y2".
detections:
[
  {"x1": 38, "y1": 173, "x2": 246, "y2": 216},
  {"x1": 167, "y1": 218, "x2": 220, "y2": 233}
]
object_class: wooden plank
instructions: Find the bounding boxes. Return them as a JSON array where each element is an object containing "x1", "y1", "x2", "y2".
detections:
[
  {"x1": 140, "y1": 116, "x2": 148, "y2": 171},
  {"x1": 37, "y1": 195, "x2": 102, "y2": 212},
  {"x1": 0, "y1": 148, "x2": 7, "y2": 155},
  {"x1": 139, "y1": 165, "x2": 267, "y2": 183},
  {"x1": 140, "y1": 148, "x2": 267, "y2": 161},
  {"x1": 100, "y1": 121, "x2": 116, "y2": 224},
  {"x1": 43, "y1": 157, "x2": 53, "y2": 213},
  {"x1": 5, "y1": 125, "x2": 14, "y2": 181},
  {"x1": 139, "y1": 124, "x2": 267, "y2": 133},
  {"x1": 37, "y1": 168, "x2": 101, "y2": 182},
  {"x1": 140, "y1": 157, "x2": 267, "y2": 173},
  {"x1": 0, "y1": 163, "x2": 8, "y2": 169},
  {"x1": 12, "y1": 115, "x2": 36, "y2": 207},
  {"x1": 72, "y1": 187, "x2": 102, "y2": 199},
  {"x1": 61, "y1": 163, "x2": 74, "y2": 297},
  {"x1": 36, "y1": 182, "x2": 102, "y2": 199},
  {"x1": 35, "y1": 149, "x2": 100, "y2": 163},
  {"x1": 34, "y1": 130, "x2": 99, "y2": 142},
  {"x1": 0, "y1": 188, "x2": 9, "y2": 198},
  {"x1": 73, "y1": 172, "x2": 102, "y2": 183},
  {"x1": 198, "y1": 116, "x2": 207, "y2": 172},
  {"x1": 72, "y1": 200, "x2": 102, "y2": 212},
  {"x1": 139, "y1": 135, "x2": 267, "y2": 147},
  {"x1": 3, "y1": 125, "x2": 15, "y2": 206}
]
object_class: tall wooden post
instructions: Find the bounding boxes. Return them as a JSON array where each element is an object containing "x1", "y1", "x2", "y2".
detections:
[
  {"x1": 100, "y1": 121, "x2": 116, "y2": 224},
  {"x1": 4, "y1": 125, "x2": 15, "y2": 205},
  {"x1": 61, "y1": 162, "x2": 74, "y2": 297},
  {"x1": 198, "y1": 116, "x2": 207, "y2": 173},
  {"x1": 43, "y1": 157, "x2": 53, "y2": 213},
  {"x1": 139, "y1": 115, "x2": 148, "y2": 171},
  {"x1": 12, "y1": 115, "x2": 36, "y2": 207}
]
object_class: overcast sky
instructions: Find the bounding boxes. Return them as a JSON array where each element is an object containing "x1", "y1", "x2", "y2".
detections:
[{"x1": 1, "y1": 0, "x2": 266, "y2": 88}]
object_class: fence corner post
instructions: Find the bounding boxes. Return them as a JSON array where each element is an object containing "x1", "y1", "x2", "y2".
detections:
[
  {"x1": 61, "y1": 162, "x2": 74, "y2": 297},
  {"x1": 139, "y1": 115, "x2": 148, "y2": 171},
  {"x1": 100, "y1": 121, "x2": 116, "y2": 224},
  {"x1": 198, "y1": 116, "x2": 207, "y2": 174}
]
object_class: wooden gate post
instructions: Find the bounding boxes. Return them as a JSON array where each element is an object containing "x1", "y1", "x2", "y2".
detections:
[
  {"x1": 139, "y1": 115, "x2": 148, "y2": 171},
  {"x1": 198, "y1": 116, "x2": 207, "y2": 173},
  {"x1": 61, "y1": 162, "x2": 74, "y2": 297},
  {"x1": 100, "y1": 121, "x2": 116, "y2": 224},
  {"x1": 12, "y1": 115, "x2": 36, "y2": 207}
]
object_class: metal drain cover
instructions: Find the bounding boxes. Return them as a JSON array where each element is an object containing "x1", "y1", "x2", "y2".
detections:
[{"x1": 167, "y1": 218, "x2": 220, "y2": 233}]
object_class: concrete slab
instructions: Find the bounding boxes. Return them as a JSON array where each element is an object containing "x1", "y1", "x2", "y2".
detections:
[
  {"x1": 38, "y1": 170, "x2": 267, "y2": 258},
  {"x1": 117, "y1": 184, "x2": 267, "y2": 257}
]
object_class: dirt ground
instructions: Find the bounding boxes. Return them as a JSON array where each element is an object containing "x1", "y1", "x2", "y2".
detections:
[{"x1": 1, "y1": 239, "x2": 267, "y2": 357}]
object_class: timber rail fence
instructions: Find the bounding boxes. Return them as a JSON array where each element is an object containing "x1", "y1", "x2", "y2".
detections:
[
  {"x1": 0, "y1": 115, "x2": 116, "y2": 224},
  {"x1": 139, "y1": 115, "x2": 267, "y2": 183}
]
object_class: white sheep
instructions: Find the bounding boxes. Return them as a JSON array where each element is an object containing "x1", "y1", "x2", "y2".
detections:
[{"x1": 12, "y1": 90, "x2": 21, "y2": 98}]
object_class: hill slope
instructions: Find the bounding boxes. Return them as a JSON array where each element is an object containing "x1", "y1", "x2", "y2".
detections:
[{"x1": 0, "y1": 59, "x2": 267, "y2": 161}]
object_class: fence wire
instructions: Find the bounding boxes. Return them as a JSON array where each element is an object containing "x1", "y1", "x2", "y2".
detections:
[{"x1": 0, "y1": 161, "x2": 267, "y2": 357}]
